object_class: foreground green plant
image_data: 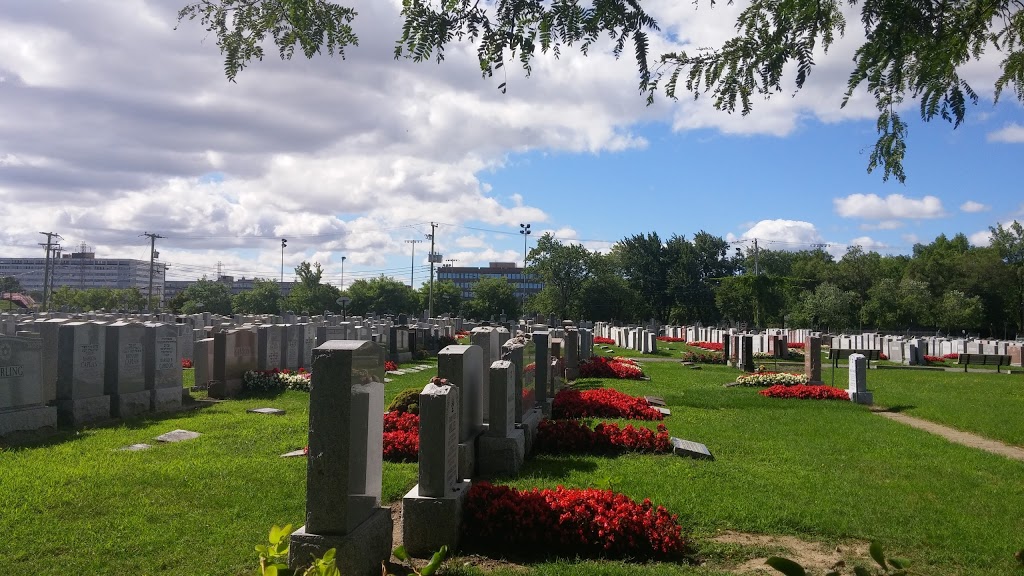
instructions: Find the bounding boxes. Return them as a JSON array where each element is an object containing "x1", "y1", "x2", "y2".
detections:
[
  {"x1": 767, "y1": 541, "x2": 912, "y2": 576},
  {"x1": 257, "y1": 524, "x2": 339, "y2": 576},
  {"x1": 386, "y1": 545, "x2": 447, "y2": 576}
]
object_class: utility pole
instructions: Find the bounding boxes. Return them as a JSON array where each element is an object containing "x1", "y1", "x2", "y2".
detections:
[
  {"x1": 142, "y1": 232, "x2": 164, "y2": 311},
  {"x1": 280, "y1": 239, "x2": 287, "y2": 283},
  {"x1": 754, "y1": 238, "x2": 759, "y2": 276},
  {"x1": 404, "y1": 239, "x2": 422, "y2": 288},
  {"x1": 38, "y1": 232, "x2": 62, "y2": 311},
  {"x1": 427, "y1": 222, "x2": 437, "y2": 319}
]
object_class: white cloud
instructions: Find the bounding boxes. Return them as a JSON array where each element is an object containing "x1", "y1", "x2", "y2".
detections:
[
  {"x1": 901, "y1": 233, "x2": 920, "y2": 245},
  {"x1": 987, "y1": 123, "x2": 1024, "y2": 143},
  {"x1": 960, "y1": 201, "x2": 990, "y2": 213},
  {"x1": 846, "y1": 236, "x2": 889, "y2": 252},
  {"x1": 833, "y1": 194, "x2": 946, "y2": 220},
  {"x1": 859, "y1": 220, "x2": 904, "y2": 231},
  {"x1": 969, "y1": 230, "x2": 992, "y2": 246},
  {"x1": 738, "y1": 220, "x2": 825, "y2": 248}
]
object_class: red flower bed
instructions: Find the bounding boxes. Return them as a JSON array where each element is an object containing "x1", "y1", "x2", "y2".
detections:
[
  {"x1": 759, "y1": 384, "x2": 850, "y2": 401},
  {"x1": 656, "y1": 336, "x2": 687, "y2": 342},
  {"x1": 680, "y1": 350, "x2": 725, "y2": 364},
  {"x1": 924, "y1": 355, "x2": 950, "y2": 364},
  {"x1": 578, "y1": 356, "x2": 645, "y2": 379},
  {"x1": 688, "y1": 341, "x2": 723, "y2": 351},
  {"x1": 525, "y1": 362, "x2": 536, "y2": 373},
  {"x1": 594, "y1": 336, "x2": 615, "y2": 345},
  {"x1": 385, "y1": 360, "x2": 398, "y2": 371},
  {"x1": 879, "y1": 353, "x2": 889, "y2": 360},
  {"x1": 553, "y1": 388, "x2": 663, "y2": 420},
  {"x1": 943, "y1": 353, "x2": 959, "y2": 360},
  {"x1": 383, "y1": 411, "x2": 419, "y2": 462},
  {"x1": 787, "y1": 342, "x2": 805, "y2": 349},
  {"x1": 463, "y1": 482, "x2": 686, "y2": 559},
  {"x1": 181, "y1": 358, "x2": 193, "y2": 369},
  {"x1": 536, "y1": 419, "x2": 671, "y2": 454}
]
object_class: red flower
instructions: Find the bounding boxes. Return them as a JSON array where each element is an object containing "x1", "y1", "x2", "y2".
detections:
[
  {"x1": 536, "y1": 419, "x2": 671, "y2": 454},
  {"x1": 181, "y1": 358, "x2": 193, "y2": 368},
  {"x1": 463, "y1": 482, "x2": 687, "y2": 559},
  {"x1": 594, "y1": 337, "x2": 616, "y2": 345},
  {"x1": 385, "y1": 360, "x2": 398, "y2": 372},
  {"x1": 687, "y1": 341, "x2": 724, "y2": 351},
  {"x1": 382, "y1": 411, "x2": 420, "y2": 462},
  {"x1": 656, "y1": 336, "x2": 687, "y2": 342},
  {"x1": 759, "y1": 384, "x2": 850, "y2": 401},
  {"x1": 552, "y1": 388, "x2": 663, "y2": 420},
  {"x1": 577, "y1": 356, "x2": 645, "y2": 380}
]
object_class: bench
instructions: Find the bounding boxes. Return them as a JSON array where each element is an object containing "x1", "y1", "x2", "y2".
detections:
[
  {"x1": 956, "y1": 353, "x2": 1013, "y2": 373},
  {"x1": 827, "y1": 348, "x2": 881, "y2": 370}
]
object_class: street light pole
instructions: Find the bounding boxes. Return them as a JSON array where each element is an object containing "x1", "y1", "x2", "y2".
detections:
[
  {"x1": 280, "y1": 238, "x2": 287, "y2": 283},
  {"x1": 405, "y1": 239, "x2": 422, "y2": 288},
  {"x1": 519, "y1": 223, "x2": 531, "y2": 308},
  {"x1": 341, "y1": 255, "x2": 346, "y2": 291}
]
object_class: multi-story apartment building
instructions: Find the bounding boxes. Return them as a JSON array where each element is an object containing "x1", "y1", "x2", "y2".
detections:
[
  {"x1": 436, "y1": 261, "x2": 543, "y2": 300},
  {"x1": 0, "y1": 250, "x2": 166, "y2": 303}
]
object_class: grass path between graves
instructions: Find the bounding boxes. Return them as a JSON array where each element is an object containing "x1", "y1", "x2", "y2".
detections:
[{"x1": 3, "y1": 358, "x2": 1024, "y2": 575}]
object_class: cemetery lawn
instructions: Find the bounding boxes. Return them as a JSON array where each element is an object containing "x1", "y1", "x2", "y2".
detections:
[
  {"x1": 866, "y1": 366, "x2": 1024, "y2": 447},
  {"x1": 4, "y1": 360, "x2": 1023, "y2": 575}
]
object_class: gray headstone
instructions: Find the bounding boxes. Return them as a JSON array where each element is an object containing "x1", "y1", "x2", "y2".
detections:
[
  {"x1": 671, "y1": 437, "x2": 714, "y2": 460},
  {"x1": 304, "y1": 340, "x2": 385, "y2": 535},
  {"x1": 487, "y1": 360, "x2": 515, "y2": 438},
  {"x1": 847, "y1": 353, "x2": 873, "y2": 405},
  {"x1": 155, "y1": 429, "x2": 201, "y2": 443},
  {"x1": 417, "y1": 382, "x2": 460, "y2": 498},
  {"x1": 56, "y1": 322, "x2": 110, "y2": 425},
  {"x1": 437, "y1": 345, "x2": 484, "y2": 442},
  {"x1": 104, "y1": 322, "x2": 149, "y2": 418}
]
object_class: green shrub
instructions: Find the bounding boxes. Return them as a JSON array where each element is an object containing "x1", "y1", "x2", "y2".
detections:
[{"x1": 387, "y1": 388, "x2": 420, "y2": 414}]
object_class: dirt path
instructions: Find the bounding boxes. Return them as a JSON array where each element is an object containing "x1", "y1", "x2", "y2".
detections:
[{"x1": 873, "y1": 410, "x2": 1024, "y2": 462}]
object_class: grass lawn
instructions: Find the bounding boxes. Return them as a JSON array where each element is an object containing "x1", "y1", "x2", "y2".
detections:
[
  {"x1": 3, "y1": 359, "x2": 1023, "y2": 575},
  {"x1": 867, "y1": 367, "x2": 1024, "y2": 447}
]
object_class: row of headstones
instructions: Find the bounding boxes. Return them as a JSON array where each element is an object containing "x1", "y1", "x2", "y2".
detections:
[
  {"x1": 286, "y1": 322, "x2": 594, "y2": 575},
  {"x1": 0, "y1": 320, "x2": 183, "y2": 436}
]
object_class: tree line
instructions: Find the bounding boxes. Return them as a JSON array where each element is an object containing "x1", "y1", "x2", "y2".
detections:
[{"x1": 523, "y1": 221, "x2": 1024, "y2": 338}]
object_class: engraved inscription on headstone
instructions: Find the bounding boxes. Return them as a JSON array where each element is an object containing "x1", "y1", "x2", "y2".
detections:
[{"x1": 156, "y1": 338, "x2": 177, "y2": 371}]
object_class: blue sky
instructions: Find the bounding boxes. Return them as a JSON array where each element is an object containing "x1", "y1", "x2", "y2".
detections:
[{"x1": 1, "y1": 0, "x2": 1022, "y2": 290}]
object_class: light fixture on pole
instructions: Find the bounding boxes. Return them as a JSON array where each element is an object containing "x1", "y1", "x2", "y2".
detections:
[
  {"x1": 280, "y1": 238, "x2": 287, "y2": 283},
  {"x1": 405, "y1": 239, "x2": 422, "y2": 288},
  {"x1": 519, "y1": 223, "x2": 531, "y2": 266},
  {"x1": 445, "y1": 258, "x2": 458, "y2": 268},
  {"x1": 340, "y1": 255, "x2": 346, "y2": 291}
]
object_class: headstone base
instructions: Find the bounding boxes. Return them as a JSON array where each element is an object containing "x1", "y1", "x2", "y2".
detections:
[
  {"x1": 850, "y1": 392, "x2": 873, "y2": 405},
  {"x1": 207, "y1": 379, "x2": 243, "y2": 399},
  {"x1": 288, "y1": 507, "x2": 393, "y2": 576},
  {"x1": 152, "y1": 387, "x2": 184, "y2": 413},
  {"x1": 113, "y1": 390, "x2": 153, "y2": 418},
  {"x1": 542, "y1": 398, "x2": 554, "y2": 418},
  {"x1": 519, "y1": 407, "x2": 543, "y2": 455},
  {"x1": 476, "y1": 429, "x2": 525, "y2": 478},
  {"x1": 401, "y1": 481, "x2": 469, "y2": 557},
  {"x1": 57, "y1": 395, "x2": 111, "y2": 426},
  {"x1": 0, "y1": 406, "x2": 57, "y2": 436}
]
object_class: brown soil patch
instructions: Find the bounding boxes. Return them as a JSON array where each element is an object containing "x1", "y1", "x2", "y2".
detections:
[{"x1": 709, "y1": 531, "x2": 871, "y2": 575}]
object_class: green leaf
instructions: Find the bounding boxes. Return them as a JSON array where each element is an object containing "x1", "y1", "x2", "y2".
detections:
[
  {"x1": 888, "y1": 557, "x2": 911, "y2": 569},
  {"x1": 421, "y1": 545, "x2": 448, "y2": 576},
  {"x1": 265, "y1": 565, "x2": 278, "y2": 576},
  {"x1": 869, "y1": 541, "x2": 886, "y2": 569},
  {"x1": 392, "y1": 545, "x2": 409, "y2": 561},
  {"x1": 853, "y1": 566, "x2": 871, "y2": 576},
  {"x1": 765, "y1": 557, "x2": 806, "y2": 576}
]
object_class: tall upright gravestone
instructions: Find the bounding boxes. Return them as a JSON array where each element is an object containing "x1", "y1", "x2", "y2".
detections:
[
  {"x1": 104, "y1": 321, "x2": 150, "y2": 418},
  {"x1": 805, "y1": 335, "x2": 823, "y2": 384},
  {"x1": 145, "y1": 323, "x2": 183, "y2": 413},
  {"x1": 437, "y1": 344, "x2": 484, "y2": 479},
  {"x1": 56, "y1": 322, "x2": 110, "y2": 426},
  {"x1": 0, "y1": 335, "x2": 58, "y2": 435},
  {"x1": 402, "y1": 381, "x2": 469, "y2": 557},
  {"x1": 289, "y1": 340, "x2": 392, "y2": 576}
]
